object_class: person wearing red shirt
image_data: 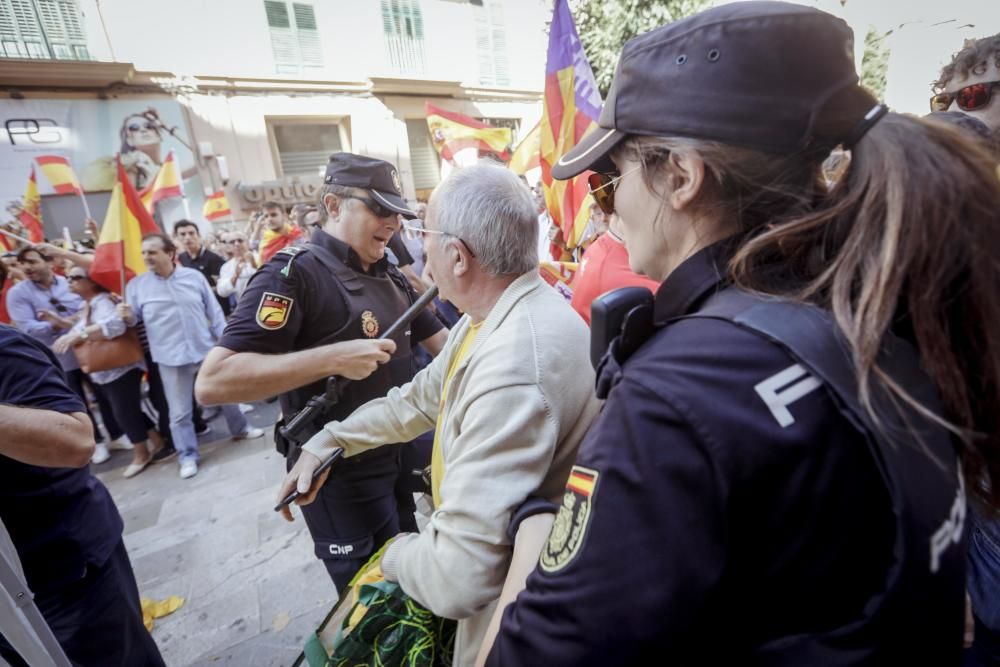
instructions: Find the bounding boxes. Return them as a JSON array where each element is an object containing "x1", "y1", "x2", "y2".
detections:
[{"x1": 569, "y1": 214, "x2": 659, "y2": 325}]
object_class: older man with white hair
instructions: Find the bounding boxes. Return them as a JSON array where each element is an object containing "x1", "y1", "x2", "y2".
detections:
[{"x1": 278, "y1": 162, "x2": 601, "y2": 665}]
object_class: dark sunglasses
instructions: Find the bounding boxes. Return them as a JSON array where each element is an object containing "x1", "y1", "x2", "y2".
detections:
[
  {"x1": 587, "y1": 165, "x2": 641, "y2": 215},
  {"x1": 930, "y1": 81, "x2": 1000, "y2": 113},
  {"x1": 49, "y1": 297, "x2": 68, "y2": 313},
  {"x1": 346, "y1": 194, "x2": 396, "y2": 219},
  {"x1": 67, "y1": 275, "x2": 88, "y2": 282},
  {"x1": 127, "y1": 121, "x2": 157, "y2": 132}
]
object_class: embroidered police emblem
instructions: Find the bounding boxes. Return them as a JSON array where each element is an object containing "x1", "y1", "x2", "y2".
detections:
[
  {"x1": 390, "y1": 168, "x2": 402, "y2": 193},
  {"x1": 255, "y1": 292, "x2": 293, "y2": 330},
  {"x1": 361, "y1": 310, "x2": 379, "y2": 338},
  {"x1": 540, "y1": 466, "x2": 599, "y2": 573}
]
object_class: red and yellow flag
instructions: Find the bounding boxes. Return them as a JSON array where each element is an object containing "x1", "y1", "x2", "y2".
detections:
[
  {"x1": 509, "y1": 121, "x2": 541, "y2": 175},
  {"x1": 425, "y1": 103, "x2": 512, "y2": 163},
  {"x1": 35, "y1": 155, "x2": 84, "y2": 196},
  {"x1": 260, "y1": 224, "x2": 304, "y2": 264},
  {"x1": 203, "y1": 191, "x2": 231, "y2": 222},
  {"x1": 541, "y1": 0, "x2": 601, "y2": 249},
  {"x1": 89, "y1": 157, "x2": 160, "y2": 294},
  {"x1": 139, "y1": 150, "x2": 184, "y2": 213},
  {"x1": 539, "y1": 260, "x2": 578, "y2": 301},
  {"x1": 19, "y1": 166, "x2": 44, "y2": 243}
]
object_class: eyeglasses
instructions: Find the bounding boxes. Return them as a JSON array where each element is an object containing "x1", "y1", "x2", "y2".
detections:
[
  {"x1": 930, "y1": 81, "x2": 1000, "y2": 112},
  {"x1": 127, "y1": 121, "x2": 157, "y2": 132},
  {"x1": 49, "y1": 297, "x2": 68, "y2": 313},
  {"x1": 587, "y1": 165, "x2": 641, "y2": 215},
  {"x1": 67, "y1": 275, "x2": 88, "y2": 282},
  {"x1": 401, "y1": 222, "x2": 476, "y2": 257},
  {"x1": 346, "y1": 194, "x2": 396, "y2": 220}
]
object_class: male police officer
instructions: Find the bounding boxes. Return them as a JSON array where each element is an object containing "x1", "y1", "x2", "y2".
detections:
[{"x1": 196, "y1": 153, "x2": 447, "y2": 590}]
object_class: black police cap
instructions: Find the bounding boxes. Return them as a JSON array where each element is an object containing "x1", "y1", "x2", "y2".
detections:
[
  {"x1": 323, "y1": 152, "x2": 415, "y2": 218},
  {"x1": 553, "y1": 1, "x2": 878, "y2": 179}
]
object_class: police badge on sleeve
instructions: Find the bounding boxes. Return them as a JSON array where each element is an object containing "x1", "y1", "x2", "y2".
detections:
[
  {"x1": 256, "y1": 292, "x2": 293, "y2": 330},
  {"x1": 541, "y1": 465, "x2": 599, "y2": 573}
]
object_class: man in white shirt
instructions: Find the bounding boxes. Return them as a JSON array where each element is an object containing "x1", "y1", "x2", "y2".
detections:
[{"x1": 216, "y1": 231, "x2": 256, "y2": 303}]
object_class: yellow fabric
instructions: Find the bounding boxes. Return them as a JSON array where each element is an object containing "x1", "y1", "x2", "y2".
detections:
[
  {"x1": 431, "y1": 320, "x2": 482, "y2": 507},
  {"x1": 140, "y1": 596, "x2": 184, "y2": 631}
]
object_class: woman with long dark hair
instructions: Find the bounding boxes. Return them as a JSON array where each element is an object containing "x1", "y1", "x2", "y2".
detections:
[{"x1": 486, "y1": 3, "x2": 1000, "y2": 665}]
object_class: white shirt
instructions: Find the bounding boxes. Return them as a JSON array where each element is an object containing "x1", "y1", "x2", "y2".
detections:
[{"x1": 217, "y1": 257, "x2": 254, "y2": 300}]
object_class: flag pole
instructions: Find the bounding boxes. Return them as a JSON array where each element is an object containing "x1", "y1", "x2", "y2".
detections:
[
  {"x1": 0, "y1": 228, "x2": 31, "y2": 245},
  {"x1": 67, "y1": 159, "x2": 93, "y2": 220}
]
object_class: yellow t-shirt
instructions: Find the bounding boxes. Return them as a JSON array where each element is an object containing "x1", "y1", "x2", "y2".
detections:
[{"x1": 431, "y1": 320, "x2": 482, "y2": 507}]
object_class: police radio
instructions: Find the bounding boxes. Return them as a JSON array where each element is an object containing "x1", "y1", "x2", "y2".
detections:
[
  {"x1": 589, "y1": 287, "x2": 655, "y2": 369},
  {"x1": 277, "y1": 285, "x2": 440, "y2": 447}
]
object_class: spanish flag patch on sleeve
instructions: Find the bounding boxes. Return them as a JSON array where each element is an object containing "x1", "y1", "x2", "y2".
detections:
[{"x1": 540, "y1": 465, "x2": 599, "y2": 573}]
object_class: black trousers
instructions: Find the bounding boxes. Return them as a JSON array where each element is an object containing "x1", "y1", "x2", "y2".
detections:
[
  {"x1": 287, "y1": 444, "x2": 417, "y2": 592},
  {"x1": 100, "y1": 369, "x2": 149, "y2": 444},
  {"x1": 0, "y1": 540, "x2": 165, "y2": 667},
  {"x1": 65, "y1": 368, "x2": 123, "y2": 443}
]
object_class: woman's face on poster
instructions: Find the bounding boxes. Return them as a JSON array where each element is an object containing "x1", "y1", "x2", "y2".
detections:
[{"x1": 124, "y1": 115, "x2": 160, "y2": 148}]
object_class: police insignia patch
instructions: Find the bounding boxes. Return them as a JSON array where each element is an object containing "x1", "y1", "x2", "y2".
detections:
[
  {"x1": 255, "y1": 292, "x2": 293, "y2": 330},
  {"x1": 361, "y1": 310, "x2": 379, "y2": 338},
  {"x1": 540, "y1": 465, "x2": 599, "y2": 573}
]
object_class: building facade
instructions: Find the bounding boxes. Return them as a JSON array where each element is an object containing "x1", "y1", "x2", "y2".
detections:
[{"x1": 0, "y1": 0, "x2": 548, "y2": 231}]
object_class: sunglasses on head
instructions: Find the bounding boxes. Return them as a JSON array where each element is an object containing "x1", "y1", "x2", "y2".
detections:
[
  {"x1": 347, "y1": 194, "x2": 396, "y2": 219},
  {"x1": 587, "y1": 165, "x2": 642, "y2": 215},
  {"x1": 930, "y1": 81, "x2": 1000, "y2": 113},
  {"x1": 127, "y1": 121, "x2": 157, "y2": 132}
]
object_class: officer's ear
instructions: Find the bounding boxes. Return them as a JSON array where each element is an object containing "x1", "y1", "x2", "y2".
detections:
[
  {"x1": 322, "y1": 193, "x2": 343, "y2": 221},
  {"x1": 665, "y1": 149, "x2": 706, "y2": 212}
]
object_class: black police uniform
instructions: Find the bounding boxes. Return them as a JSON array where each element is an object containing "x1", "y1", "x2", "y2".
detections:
[
  {"x1": 0, "y1": 325, "x2": 165, "y2": 667},
  {"x1": 218, "y1": 228, "x2": 442, "y2": 589},
  {"x1": 488, "y1": 243, "x2": 966, "y2": 666}
]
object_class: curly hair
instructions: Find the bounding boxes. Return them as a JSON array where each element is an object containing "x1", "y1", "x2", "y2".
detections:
[{"x1": 934, "y1": 33, "x2": 1000, "y2": 90}]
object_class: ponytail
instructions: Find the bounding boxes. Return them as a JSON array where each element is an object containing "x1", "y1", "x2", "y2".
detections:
[{"x1": 732, "y1": 113, "x2": 1000, "y2": 510}]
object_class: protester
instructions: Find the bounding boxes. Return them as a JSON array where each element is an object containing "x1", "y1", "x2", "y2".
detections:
[
  {"x1": 174, "y1": 219, "x2": 230, "y2": 316},
  {"x1": 259, "y1": 201, "x2": 304, "y2": 263},
  {"x1": 6, "y1": 246, "x2": 127, "y2": 461},
  {"x1": 489, "y1": 3, "x2": 995, "y2": 664},
  {"x1": 196, "y1": 152, "x2": 447, "y2": 591},
  {"x1": 121, "y1": 233, "x2": 263, "y2": 479},
  {"x1": 0, "y1": 258, "x2": 17, "y2": 325},
  {"x1": 216, "y1": 230, "x2": 256, "y2": 302},
  {"x1": 0, "y1": 325, "x2": 165, "y2": 666},
  {"x1": 280, "y1": 163, "x2": 601, "y2": 665},
  {"x1": 53, "y1": 267, "x2": 159, "y2": 478},
  {"x1": 568, "y1": 212, "x2": 658, "y2": 325},
  {"x1": 932, "y1": 33, "x2": 1000, "y2": 134}
]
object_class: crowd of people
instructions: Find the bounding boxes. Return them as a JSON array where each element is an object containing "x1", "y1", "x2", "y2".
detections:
[{"x1": 2, "y1": 3, "x2": 1000, "y2": 665}]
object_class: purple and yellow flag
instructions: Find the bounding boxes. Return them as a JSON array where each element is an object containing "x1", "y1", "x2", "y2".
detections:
[{"x1": 541, "y1": 0, "x2": 602, "y2": 249}]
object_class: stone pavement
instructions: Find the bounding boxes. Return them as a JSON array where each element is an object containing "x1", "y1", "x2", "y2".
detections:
[{"x1": 94, "y1": 402, "x2": 336, "y2": 667}]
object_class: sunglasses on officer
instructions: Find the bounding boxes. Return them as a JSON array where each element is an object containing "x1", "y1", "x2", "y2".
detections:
[
  {"x1": 587, "y1": 165, "x2": 642, "y2": 215},
  {"x1": 930, "y1": 81, "x2": 1000, "y2": 113},
  {"x1": 345, "y1": 194, "x2": 396, "y2": 220}
]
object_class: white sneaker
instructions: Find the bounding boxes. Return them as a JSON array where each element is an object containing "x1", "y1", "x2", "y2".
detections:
[
  {"x1": 238, "y1": 403, "x2": 254, "y2": 414},
  {"x1": 179, "y1": 460, "x2": 198, "y2": 479},
  {"x1": 91, "y1": 443, "x2": 111, "y2": 464},
  {"x1": 233, "y1": 427, "x2": 264, "y2": 441},
  {"x1": 107, "y1": 436, "x2": 134, "y2": 451}
]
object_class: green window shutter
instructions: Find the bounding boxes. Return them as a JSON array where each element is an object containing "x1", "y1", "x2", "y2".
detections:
[
  {"x1": 264, "y1": 0, "x2": 290, "y2": 27},
  {"x1": 381, "y1": 0, "x2": 424, "y2": 74},
  {"x1": 292, "y1": 3, "x2": 322, "y2": 67},
  {"x1": 405, "y1": 119, "x2": 441, "y2": 190}
]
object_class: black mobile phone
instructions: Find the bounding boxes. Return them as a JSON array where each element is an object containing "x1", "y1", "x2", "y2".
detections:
[{"x1": 273, "y1": 449, "x2": 343, "y2": 512}]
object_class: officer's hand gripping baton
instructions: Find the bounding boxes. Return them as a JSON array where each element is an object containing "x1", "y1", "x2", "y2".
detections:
[{"x1": 274, "y1": 448, "x2": 343, "y2": 511}]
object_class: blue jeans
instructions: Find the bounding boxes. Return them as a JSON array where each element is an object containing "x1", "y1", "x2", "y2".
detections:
[{"x1": 159, "y1": 362, "x2": 248, "y2": 464}]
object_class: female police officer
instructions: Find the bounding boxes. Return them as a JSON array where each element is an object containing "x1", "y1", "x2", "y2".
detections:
[{"x1": 486, "y1": 3, "x2": 1000, "y2": 665}]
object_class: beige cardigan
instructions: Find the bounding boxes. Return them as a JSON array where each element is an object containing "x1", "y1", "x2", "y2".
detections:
[{"x1": 303, "y1": 271, "x2": 602, "y2": 666}]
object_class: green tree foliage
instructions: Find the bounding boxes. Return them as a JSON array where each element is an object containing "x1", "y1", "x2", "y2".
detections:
[
  {"x1": 570, "y1": 0, "x2": 711, "y2": 98},
  {"x1": 860, "y1": 26, "x2": 891, "y2": 101}
]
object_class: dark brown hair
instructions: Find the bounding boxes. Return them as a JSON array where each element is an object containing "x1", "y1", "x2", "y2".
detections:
[
  {"x1": 142, "y1": 232, "x2": 176, "y2": 255},
  {"x1": 934, "y1": 33, "x2": 1000, "y2": 90}
]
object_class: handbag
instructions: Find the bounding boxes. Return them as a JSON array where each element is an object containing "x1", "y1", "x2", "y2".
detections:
[{"x1": 72, "y1": 301, "x2": 144, "y2": 374}]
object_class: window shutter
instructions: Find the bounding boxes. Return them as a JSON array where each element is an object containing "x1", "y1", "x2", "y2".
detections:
[
  {"x1": 272, "y1": 122, "x2": 343, "y2": 178},
  {"x1": 381, "y1": 0, "x2": 425, "y2": 75},
  {"x1": 405, "y1": 119, "x2": 441, "y2": 190},
  {"x1": 264, "y1": 1, "x2": 299, "y2": 73},
  {"x1": 474, "y1": 6, "x2": 493, "y2": 85},
  {"x1": 292, "y1": 3, "x2": 322, "y2": 67},
  {"x1": 8, "y1": 0, "x2": 44, "y2": 57},
  {"x1": 489, "y1": 1, "x2": 508, "y2": 85}
]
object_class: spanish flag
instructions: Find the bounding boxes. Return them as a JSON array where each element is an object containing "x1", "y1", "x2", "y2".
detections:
[
  {"x1": 539, "y1": 260, "x2": 578, "y2": 301},
  {"x1": 260, "y1": 224, "x2": 304, "y2": 264},
  {"x1": 541, "y1": 0, "x2": 601, "y2": 249},
  {"x1": 89, "y1": 157, "x2": 160, "y2": 294},
  {"x1": 203, "y1": 191, "x2": 231, "y2": 222},
  {"x1": 425, "y1": 102, "x2": 512, "y2": 163},
  {"x1": 35, "y1": 155, "x2": 84, "y2": 196},
  {"x1": 509, "y1": 121, "x2": 541, "y2": 175},
  {"x1": 140, "y1": 150, "x2": 184, "y2": 214},
  {"x1": 18, "y1": 166, "x2": 44, "y2": 243}
]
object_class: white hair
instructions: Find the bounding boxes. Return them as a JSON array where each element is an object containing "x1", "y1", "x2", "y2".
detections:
[{"x1": 430, "y1": 162, "x2": 538, "y2": 276}]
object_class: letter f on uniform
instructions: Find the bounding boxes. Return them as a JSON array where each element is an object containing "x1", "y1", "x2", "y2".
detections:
[{"x1": 755, "y1": 364, "x2": 822, "y2": 428}]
